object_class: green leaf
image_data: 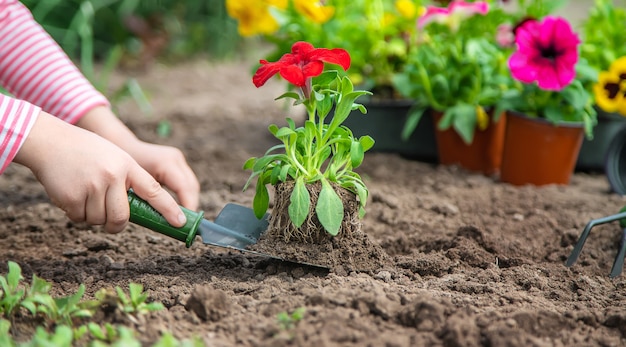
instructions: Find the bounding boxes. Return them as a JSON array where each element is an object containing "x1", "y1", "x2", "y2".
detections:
[
  {"x1": 288, "y1": 177, "x2": 310, "y2": 228},
  {"x1": 544, "y1": 105, "x2": 562, "y2": 124},
  {"x1": 359, "y1": 135, "x2": 375, "y2": 152},
  {"x1": 350, "y1": 140, "x2": 365, "y2": 168},
  {"x1": 315, "y1": 179, "x2": 344, "y2": 236},
  {"x1": 401, "y1": 106, "x2": 426, "y2": 140},
  {"x1": 268, "y1": 124, "x2": 279, "y2": 136},
  {"x1": 279, "y1": 165, "x2": 291, "y2": 182},
  {"x1": 253, "y1": 183, "x2": 270, "y2": 219},
  {"x1": 243, "y1": 157, "x2": 257, "y2": 170},
  {"x1": 275, "y1": 91, "x2": 301, "y2": 101},
  {"x1": 316, "y1": 94, "x2": 333, "y2": 119},
  {"x1": 340, "y1": 75, "x2": 354, "y2": 95},
  {"x1": 252, "y1": 154, "x2": 279, "y2": 172},
  {"x1": 128, "y1": 283, "x2": 144, "y2": 305},
  {"x1": 314, "y1": 70, "x2": 338, "y2": 86},
  {"x1": 450, "y1": 104, "x2": 477, "y2": 145},
  {"x1": 275, "y1": 126, "x2": 296, "y2": 138},
  {"x1": 330, "y1": 91, "x2": 371, "y2": 130},
  {"x1": 6, "y1": 261, "x2": 22, "y2": 291}
]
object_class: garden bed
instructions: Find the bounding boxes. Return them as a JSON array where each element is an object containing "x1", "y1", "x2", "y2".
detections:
[{"x1": 1, "y1": 59, "x2": 625, "y2": 346}]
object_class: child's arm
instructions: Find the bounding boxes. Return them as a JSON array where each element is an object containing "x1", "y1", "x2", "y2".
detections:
[{"x1": 0, "y1": 1, "x2": 109, "y2": 124}]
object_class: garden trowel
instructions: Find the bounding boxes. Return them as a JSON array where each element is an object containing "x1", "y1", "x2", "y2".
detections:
[{"x1": 128, "y1": 190, "x2": 268, "y2": 253}]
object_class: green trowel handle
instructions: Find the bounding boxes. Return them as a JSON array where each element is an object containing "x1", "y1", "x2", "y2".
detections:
[{"x1": 127, "y1": 190, "x2": 204, "y2": 248}]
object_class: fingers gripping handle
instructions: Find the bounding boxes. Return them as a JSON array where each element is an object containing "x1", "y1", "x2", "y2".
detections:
[{"x1": 127, "y1": 190, "x2": 204, "y2": 248}]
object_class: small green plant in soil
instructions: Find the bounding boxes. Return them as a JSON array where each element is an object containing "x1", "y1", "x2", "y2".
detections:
[
  {"x1": 114, "y1": 283, "x2": 164, "y2": 315},
  {"x1": 0, "y1": 261, "x2": 201, "y2": 346},
  {"x1": 277, "y1": 307, "x2": 306, "y2": 331},
  {"x1": 243, "y1": 41, "x2": 373, "y2": 238}
]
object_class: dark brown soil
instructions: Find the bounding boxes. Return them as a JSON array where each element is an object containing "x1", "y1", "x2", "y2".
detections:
[{"x1": 1, "y1": 58, "x2": 626, "y2": 346}]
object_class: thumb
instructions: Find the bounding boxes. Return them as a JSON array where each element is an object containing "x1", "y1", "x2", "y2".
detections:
[{"x1": 128, "y1": 167, "x2": 187, "y2": 228}]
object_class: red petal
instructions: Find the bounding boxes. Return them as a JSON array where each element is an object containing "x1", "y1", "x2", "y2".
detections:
[
  {"x1": 279, "y1": 65, "x2": 307, "y2": 87},
  {"x1": 291, "y1": 41, "x2": 315, "y2": 56},
  {"x1": 301, "y1": 60, "x2": 324, "y2": 79},
  {"x1": 307, "y1": 48, "x2": 351, "y2": 71}
]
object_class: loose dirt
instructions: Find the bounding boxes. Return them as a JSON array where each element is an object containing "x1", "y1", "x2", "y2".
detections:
[{"x1": 1, "y1": 57, "x2": 626, "y2": 346}]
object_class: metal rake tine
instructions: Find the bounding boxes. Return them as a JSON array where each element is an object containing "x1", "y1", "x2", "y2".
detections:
[
  {"x1": 566, "y1": 211, "x2": 626, "y2": 267},
  {"x1": 609, "y1": 228, "x2": 626, "y2": 278}
]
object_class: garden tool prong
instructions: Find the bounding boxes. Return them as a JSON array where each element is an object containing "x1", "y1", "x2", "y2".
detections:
[
  {"x1": 566, "y1": 207, "x2": 626, "y2": 278},
  {"x1": 609, "y1": 228, "x2": 626, "y2": 278}
]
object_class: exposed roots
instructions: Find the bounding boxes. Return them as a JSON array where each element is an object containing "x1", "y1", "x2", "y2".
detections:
[{"x1": 267, "y1": 181, "x2": 361, "y2": 244}]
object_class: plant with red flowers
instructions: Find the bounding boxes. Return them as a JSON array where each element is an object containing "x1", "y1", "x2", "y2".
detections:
[
  {"x1": 243, "y1": 41, "x2": 373, "y2": 239},
  {"x1": 495, "y1": 16, "x2": 597, "y2": 137}
]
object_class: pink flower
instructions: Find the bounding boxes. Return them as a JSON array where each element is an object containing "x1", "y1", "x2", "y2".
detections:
[
  {"x1": 496, "y1": 23, "x2": 515, "y2": 48},
  {"x1": 418, "y1": 1, "x2": 489, "y2": 30},
  {"x1": 508, "y1": 16, "x2": 580, "y2": 91}
]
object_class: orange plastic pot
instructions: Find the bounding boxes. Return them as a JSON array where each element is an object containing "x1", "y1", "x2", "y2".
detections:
[
  {"x1": 500, "y1": 111, "x2": 584, "y2": 186},
  {"x1": 433, "y1": 110, "x2": 506, "y2": 175}
]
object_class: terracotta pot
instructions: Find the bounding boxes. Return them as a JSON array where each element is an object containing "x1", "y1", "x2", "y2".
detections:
[
  {"x1": 500, "y1": 111, "x2": 584, "y2": 186},
  {"x1": 432, "y1": 109, "x2": 506, "y2": 175}
]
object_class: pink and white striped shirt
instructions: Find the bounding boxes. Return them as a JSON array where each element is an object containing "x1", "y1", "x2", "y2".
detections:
[{"x1": 0, "y1": 0, "x2": 109, "y2": 173}]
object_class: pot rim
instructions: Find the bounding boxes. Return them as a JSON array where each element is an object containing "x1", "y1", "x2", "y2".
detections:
[{"x1": 506, "y1": 110, "x2": 585, "y2": 129}]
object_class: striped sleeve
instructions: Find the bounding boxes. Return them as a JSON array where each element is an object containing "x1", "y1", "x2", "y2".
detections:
[
  {"x1": 0, "y1": 0, "x2": 109, "y2": 125},
  {"x1": 0, "y1": 94, "x2": 39, "y2": 173}
]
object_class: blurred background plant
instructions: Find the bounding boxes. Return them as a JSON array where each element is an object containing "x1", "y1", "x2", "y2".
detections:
[
  {"x1": 226, "y1": 0, "x2": 428, "y2": 99},
  {"x1": 391, "y1": 1, "x2": 515, "y2": 143},
  {"x1": 19, "y1": 0, "x2": 242, "y2": 113},
  {"x1": 578, "y1": 0, "x2": 626, "y2": 94}
]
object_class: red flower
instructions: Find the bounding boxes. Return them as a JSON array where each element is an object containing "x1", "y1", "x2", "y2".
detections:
[{"x1": 252, "y1": 41, "x2": 350, "y2": 89}]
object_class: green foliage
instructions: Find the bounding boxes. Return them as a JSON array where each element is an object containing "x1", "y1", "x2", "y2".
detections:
[
  {"x1": 88, "y1": 323, "x2": 141, "y2": 347},
  {"x1": 231, "y1": 0, "x2": 427, "y2": 94},
  {"x1": 392, "y1": 9, "x2": 512, "y2": 144},
  {"x1": 513, "y1": 0, "x2": 567, "y2": 18},
  {"x1": 277, "y1": 307, "x2": 305, "y2": 331},
  {"x1": 578, "y1": 0, "x2": 626, "y2": 96},
  {"x1": 152, "y1": 333, "x2": 205, "y2": 347},
  {"x1": 113, "y1": 283, "x2": 164, "y2": 315},
  {"x1": 20, "y1": 325, "x2": 75, "y2": 347},
  {"x1": 33, "y1": 284, "x2": 97, "y2": 326},
  {"x1": 21, "y1": 0, "x2": 240, "y2": 61},
  {"x1": 243, "y1": 71, "x2": 373, "y2": 236},
  {"x1": 0, "y1": 262, "x2": 199, "y2": 346},
  {"x1": 0, "y1": 261, "x2": 26, "y2": 318}
]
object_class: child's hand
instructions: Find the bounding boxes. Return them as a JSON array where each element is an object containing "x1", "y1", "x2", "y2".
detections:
[
  {"x1": 14, "y1": 112, "x2": 187, "y2": 233},
  {"x1": 120, "y1": 141, "x2": 200, "y2": 211},
  {"x1": 75, "y1": 106, "x2": 200, "y2": 211}
]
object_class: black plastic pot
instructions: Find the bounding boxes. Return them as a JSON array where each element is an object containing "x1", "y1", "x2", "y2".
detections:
[
  {"x1": 605, "y1": 124, "x2": 626, "y2": 195},
  {"x1": 576, "y1": 108, "x2": 626, "y2": 172},
  {"x1": 339, "y1": 99, "x2": 438, "y2": 162}
]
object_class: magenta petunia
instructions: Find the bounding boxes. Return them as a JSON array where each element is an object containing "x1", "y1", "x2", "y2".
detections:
[{"x1": 508, "y1": 16, "x2": 580, "y2": 91}]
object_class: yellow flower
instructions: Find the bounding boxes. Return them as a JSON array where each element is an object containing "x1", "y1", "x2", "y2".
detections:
[
  {"x1": 417, "y1": 6, "x2": 426, "y2": 17},
  {"x1": 293, "y1": 0, "x2": 334, "y2": 24},
  {"x1": 594, "y1": 56, "x2": 626, "y2": 116},
  {"x1": 226, "y1": 0, "x2": 287, "y2": 37},
  {"x1": 475, "y1": 106, "x2": 489, "y2": 130},
  {"x1": 382, "y1": 13, "x2": 396, "y2": 27},
  {"x1": 395, "y1": 0, "x2": 417, "y2": 19}
]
